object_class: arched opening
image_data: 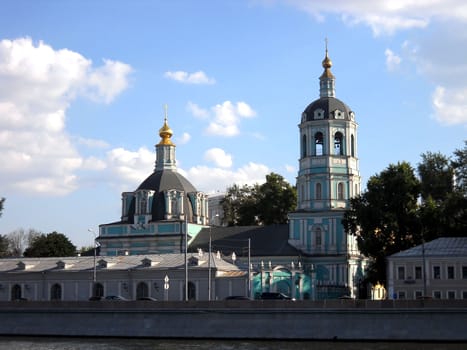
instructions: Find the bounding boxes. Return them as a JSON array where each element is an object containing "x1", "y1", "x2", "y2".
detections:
[
  {"x1": 337, "y1": 182, "x2": 344, "y2": 200},
  {"x1": 51, "y1": 283, "x2": 62, "y2": 301},
  {"x1": 334, "y1": 132, "x2": 343, "y2": 155},
  {"x1": 315, "y1": 183, "x2": 322, "y2": 200},
  {"x1": 136, "y1": 282, "x2": 149, "y2": 299},
  {"x1": 93, "y1": 282, "x2": 104, "y2": 297},
  {"x1": 315, "y1": 132, "x2": 323, "y2": 156},
  {"x1": 11, "y1": 284, "x2": 21, "y2": 301},
  {"x1": 351, "y1": 134, "x2": 355, "y2": 157},
  {"x1": 302, "y1": 134, "x2": 307, "y2": 158}
]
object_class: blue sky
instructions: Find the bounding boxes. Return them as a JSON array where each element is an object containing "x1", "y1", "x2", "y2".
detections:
[{"x1": 1, "y1": 0, "x2": 466, "y2": 248}]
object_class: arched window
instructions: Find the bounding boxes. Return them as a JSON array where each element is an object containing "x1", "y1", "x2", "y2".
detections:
[
  {"x1": 316, "y1": 183, "x2": 322, "y2": 200},
  {"x1": 315, "y1": 228, "x2": 322, "y2": 247},
  {"x1": 334, "y1": 132, "x2": 343, "y2": 155},
  {"x1": 302, "y1": 134, "x2": 307, "y2": 158},
  {"x1": 93, "y1": 282, "x2": 104, "y2": 298},
  {"x1": 183, "y1": 282, "x2": 196, "y2": 301},
  {"x1": 11, "y1": 284, "x2": 21, "y2": 301},
  {"x1": 315, "y1": 132, "x2": 323, "y2": 156},
  {"x1": 136, "y1": 282, "x2": 149, "y2": 299},
  {"x1": 337, "y1": 183, "x2": 344, "y2": 200},
  {"x1": 51, "y1": 283, "x2": 62, "y2": 301},
  {"x1": 351, "y1": 134, "x2": 355, "y2": 157}
]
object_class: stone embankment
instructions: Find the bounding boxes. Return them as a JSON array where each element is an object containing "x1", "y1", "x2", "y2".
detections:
[{"x1": 0, "y1": 299, "x2": 466, "y2": 341}]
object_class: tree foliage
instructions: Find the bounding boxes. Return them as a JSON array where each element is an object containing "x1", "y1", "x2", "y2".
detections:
[
  {"x1": 0, "y1": 235, "x2": 9, "y2": 258},
  {"x1": 343, "y1": 162, "x2": 421, "y2": 285},
  {"x1": 23, "y1": 231, "x2": 77, "y2": 257},
  {"x1": 221, "y1": 172, "x2": 296, "y2": 226},
  {"x1": 0, "y1": 197, "x2": 4, "y2": 218}
]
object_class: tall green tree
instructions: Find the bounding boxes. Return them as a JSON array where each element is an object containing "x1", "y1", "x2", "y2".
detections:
[
  {"x1": 257, "y1": 173, "x2": 297, "y2": 225},
  {"x1": 0, "y1": 197, "x2": 5, "y2": 218},
  {"x1": 0, "y1": 235, "x2": 9, "y2": 257},
  {"x1": 417, "y1": 152, "x2": 454, "y2": 202},
  {"x1": 452, "y1": 140, "x2": 467, "y2": 194},
  {"x1": 343, "y1": 162, "x2": 421, "y2": 286},
  {"x1": 221, "y1": 172, "x2": 296, "y2": 226},
  {"x1": 23, "y1": 232, "x2": 77, "y2": 257}
]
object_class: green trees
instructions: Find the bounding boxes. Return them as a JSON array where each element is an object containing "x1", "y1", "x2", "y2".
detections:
[
  {"x1": 343, "y1": 142, "x2": 467, "y2": 286},
  {"x1": 0, "y1": 197, "x2": 4, "y2": 218},
  {"x1": 221, "y1": 172, "x2": 296, "y2": 226},
  {"x1": 23, "y1": 232, "x2": 77, "y2": 257}
]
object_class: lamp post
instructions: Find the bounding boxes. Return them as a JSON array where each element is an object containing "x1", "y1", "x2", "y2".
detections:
[
  {"x1": 184, "y1": 214, "x2": 188, "y2": 301},
  {"x1": 88, "y1": 228, "x2": 98, "y2": 289}
]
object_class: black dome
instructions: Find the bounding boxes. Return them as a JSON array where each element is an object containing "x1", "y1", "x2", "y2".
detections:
[
  {"x1": 130, "y1": 170, "x2": 198, "y2": 222},
  {"x1": 302, "y1": 97, "x2": 353, "y2": 122}
]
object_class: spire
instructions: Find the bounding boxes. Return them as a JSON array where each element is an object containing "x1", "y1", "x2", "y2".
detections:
[
  {"x1": 158, "y1": 104, "x2": 175, "y2": 146},
  {"x1": 155, "y1": 105, "x2": 177, "y2": 171},
  {"x1": 319, "y1": 38, "x2": 335, "y2": 98}
]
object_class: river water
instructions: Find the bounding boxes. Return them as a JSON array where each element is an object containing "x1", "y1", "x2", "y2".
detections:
[{"x1": 0, "y1": 337, "x2": 464, "y2": 350}]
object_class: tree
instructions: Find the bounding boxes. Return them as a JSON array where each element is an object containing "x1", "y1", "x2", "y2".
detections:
[
  {"x1": 221, "y1": 172, "x2": 297, "y2": 226},
  {"x1": 417, "y1": 152, "x2": 454, "y2": 202},
  {"x1": 0, "y1": 235, "x2": 9, "y2": 257},
  {"x1": 343, "y1": 162, "x2": 421, "y2": 286},
  {"x1": 452, "y1": 140, "x2": 467, "y2": 194},
  {"x1": 257, "y1": 173, "x2": 297, "y2": 225},
  {"x1": 23, "y1": 232, "x2": 77, "y2": 257}
]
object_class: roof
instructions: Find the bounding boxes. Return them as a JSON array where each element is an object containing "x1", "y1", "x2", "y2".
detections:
[
  {"x1": 189, "y1": 224, "x2": 300, "y2": 258},
  {"x1": 389, "y1": 237, "x2": 467, "y2": 259},
  {"x1": 302, "y1": 97, "x2": 353, "y2": 122},
  {"x1": 0, "y1": 253, "x2": 240, "y2": 273}
]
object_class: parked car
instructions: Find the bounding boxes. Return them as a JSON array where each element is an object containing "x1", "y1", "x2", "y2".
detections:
[
  {"x1": 104, "y1": 295, "x2": 129, "y2": 301},
  {"x1": 260, "y1": 292, "x2": 293, "y2": 300},
  {"x1": 137, "y1": 297, "x2": 158, "y2": 301}
]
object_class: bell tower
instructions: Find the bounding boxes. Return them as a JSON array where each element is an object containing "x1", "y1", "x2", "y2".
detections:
[{"x1": 288, "y1": 45, "x2": 363, "y2": 298}]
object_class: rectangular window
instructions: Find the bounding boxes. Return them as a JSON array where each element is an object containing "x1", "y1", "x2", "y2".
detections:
[
  {"x1": 397, "y1": 291, "x2": 406, "y2": 300},
  {"x1": 397, "y1": 266, "x2": 405, "y2": 280},
  {"x1": 447, "y1": 266, "x2": 455, "y2": 279},
  {"x1": 462, "y1": 266, "x2": 467, "y2": 279},
  {"x1": 447, "y1": 291, "x2": 456, "y2": 300},
  {"x1": 414, "y1": 290, "x2": 423, "y2": 299},
  {"x1": 415, "y1": 266, "x2": 422, "y2": 280},
  {"x1": 463, "y1": 291, "x2": 467, "y2": 299},
  {"x1": 433, "y1": 266, "x2": 441, "y2": 279},
  {"x1": 433, "y1": 291, "x2": 441, "y2": 299}
]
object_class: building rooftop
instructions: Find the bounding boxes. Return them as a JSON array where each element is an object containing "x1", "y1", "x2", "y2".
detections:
[{"x1": 389, "y1": 237, "x2": 467, "y2": 258}]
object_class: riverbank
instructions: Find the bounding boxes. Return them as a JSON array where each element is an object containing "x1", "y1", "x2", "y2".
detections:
[{"x1": 0, "y1": 300, "x2": 466, "y2": 341}]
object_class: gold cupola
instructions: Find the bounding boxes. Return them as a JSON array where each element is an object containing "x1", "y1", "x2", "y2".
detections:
[{"x1": 157, "y1": 105, "x2": 175, "y2": 146}]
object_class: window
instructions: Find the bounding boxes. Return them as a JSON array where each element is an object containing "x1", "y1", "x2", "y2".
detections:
[
  {"x1": 351, "y1": 134, "x2": 355, "y2": 157},
  {"x1": 397, "y1": 266, "x2": 405, "y2": 280},
  {"x1": 315, "y1": 132, "x2": 323, "y2": 156},
  {"x1": 302, "y1": 134, "x2": 307, "y2": 158},
  {"x1": 51, "y1": 283, "x2": 62, "y2": 301},
  {"x1": 316, "y1": 183, "x2": 322, "y2": 200},
  {"x1": 334, "y1": 132, "x2": 343, "y2": 155},
  {"x1": 11, "y1": 284, "x2": 22, "y2": 301},
  {"x1": 397, "y1": 291, "x2": 406, "y2": 300},
  {"x1": 415, "y1": 266, "x2": 422, "y2": 280},
  {"x1": 414, "y1": 291, "x2": 423, "y2": 299},
  {"x1": 462, "y1": 266, "x2": 467, "y2": 279},
  {"x1": 315, "y1": 228, "x2": 322, "y2": 247},
  {"x1": 136, "y1": 282, "x2": 149, "y2": 299},
  {"x1": 463, "y1": 291, "x2": 467, "y2": 299},
  {"x1": 183, "y1": 282, "x2": 196, "y2": 301},
  {"x1": 447, "y1": 266, "x2": 455, "y2": 279},
  {"x1": 433, "y1": 291, "x2": 441, "y2": 299},
  {"x1": 447, "y1": 291, "x2": 456, "y2": 300},
  {"x1": 433, "y1": 266, "x2": 441, "y2": 279},
  {"x1": 337, "y1": 183, "x2": 344, "y2": 200}
]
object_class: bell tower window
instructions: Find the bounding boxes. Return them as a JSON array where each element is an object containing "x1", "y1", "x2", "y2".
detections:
[
  {"x1": 302, "y1": 134, "x2": 307, "y2": 158},
  {"x1": 337, "y1": 182, "x2": 344, "y2": 200},
  {"x1": 315, "y1": 132, "x2": 323, "y2": 156},
  {"x1": 315, "y1": 183, "x2": 322, "y2": 200},
  {"x1": 351, "y1": 134, "x2": 355, "y2": 157},
  {"x1": 334, "y1": 132, "x2": 343, "y2": 155}
]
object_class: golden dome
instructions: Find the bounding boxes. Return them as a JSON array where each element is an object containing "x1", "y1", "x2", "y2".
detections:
[{"x1": 158, "y1": 117, "x2": 175, "y2": 146}]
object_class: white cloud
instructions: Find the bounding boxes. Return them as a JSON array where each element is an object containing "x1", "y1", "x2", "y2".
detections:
[
  {"x1": 0, "y1": 37, "x2": 132, "y2": 196},
  {"x1": 285, "y1": 0, "x2": 467, "y2": 36},
  {"x1": 164, "y1": 70, "x2": 215, "y2": 84},
  {"x1": 176, "y1": 132, "x2": 191, "y2": 145},
  {"x1": 204, "y1": 101, "x2": 257, "y2": 137},
  {"x1": 76, "y1": 136, "x2": 110, "y2": 149},
  {"x1": 285, "y1": 164, "x2": 296, "y2": 173},
  {"x1": 183, "y1": 162, "x2": 270, "y2": 193},
  {"x1": 432, "y1": 86, "x2": 467, "y2": 126},
  {"x1": 187, "y1": 101, "x2": 209, "y2": 119},
  {"x1": 384, "y1": 48, "x2": 401, "y2": 71},
  {"x1": 204, "y1": 148, "x2": 233, "y2": 168}
]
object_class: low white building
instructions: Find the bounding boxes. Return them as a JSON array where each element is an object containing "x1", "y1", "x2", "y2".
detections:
[
  {"x1": 0, "y1": 253, "x2": 247, "y2": 301},
  {"x1": 386, "y1": 237, "x2": 467, "y2": 300}
]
